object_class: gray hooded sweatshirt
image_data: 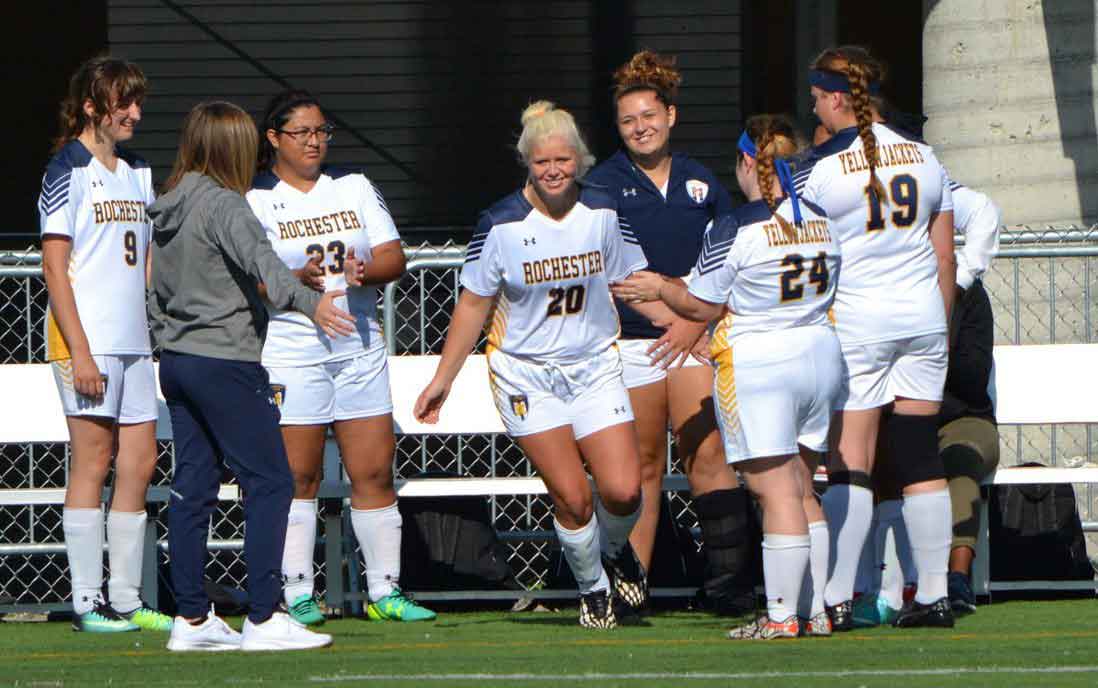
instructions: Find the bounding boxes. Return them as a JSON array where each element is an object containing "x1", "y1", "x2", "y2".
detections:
[{"x1": 147, "y1": 171, "x2": 321, "y2": 362}]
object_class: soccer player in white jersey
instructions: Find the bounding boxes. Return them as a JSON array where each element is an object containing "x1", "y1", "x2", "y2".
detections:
[
  {"x1": 614, "y1": 114, "x2": 843, "y2": 640},
  {"x1": 793, "y1": 46, "x2": 958, "y2": 629},
  {"x1": 246, "y1": 90, "x2": 435, "y2": 624},
  {"x1": 414, "y1": 101, "x2": 647, "y2": 629},
  {"x1": 38, "y1": 56, "x2": 173, "y2": 634}
]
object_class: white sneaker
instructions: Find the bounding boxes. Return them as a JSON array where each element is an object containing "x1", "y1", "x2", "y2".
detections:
[
  {"x1": 241, "y1": 611, "x2": 333, "y2": 651},
  {"x1": 166, "y1": 613, "x2": 242, "y2": 652}
]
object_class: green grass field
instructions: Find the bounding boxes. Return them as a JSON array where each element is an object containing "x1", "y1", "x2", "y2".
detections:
[{"x1": 3, "y1": 600, "x2": 1097, "y2": 687}]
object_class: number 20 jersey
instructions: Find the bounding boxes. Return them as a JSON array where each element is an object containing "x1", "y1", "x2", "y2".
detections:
[
  {"x1": 38, "y1": 140, "x2": 154, "y2": 360},
  {"x1": 792, "y1": 122, "x2": 953, "y2": 346},
  {"x1": 689, "y1": 198, "x2": 840, "y2": 356},
  {"x1": 247, "y1": 168, "x2": 401, "y2": 366},
  {"x1": 460, "y1": 186, "x2": 648, "y2": 364}
]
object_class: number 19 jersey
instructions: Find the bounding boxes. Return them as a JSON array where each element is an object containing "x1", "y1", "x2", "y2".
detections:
[
  {"x1": 247, "y1": 168, "x2": 401, "y2": 366},
  {"x1": 689, "y1": 198, "x2": 840, "y2": 356},
  {"x1": 460, "y1": 186, "x2": 647, "y2": 364},
  {"x1": 38, "y1": 140, "x2": 154, "y2": 360},
  {"x1": 792, "y1": 122, "x2": 952, "y2": 345}
]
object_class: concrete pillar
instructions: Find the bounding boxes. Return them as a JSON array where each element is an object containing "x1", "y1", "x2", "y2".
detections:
[{"x1": 923, "y1": 0, "x2": 1097, "y2": 226}]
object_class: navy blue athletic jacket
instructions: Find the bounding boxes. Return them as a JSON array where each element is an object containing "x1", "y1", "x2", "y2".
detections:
[{"x1": 586, "y1": 150, "x2": 734, "y2": 339}]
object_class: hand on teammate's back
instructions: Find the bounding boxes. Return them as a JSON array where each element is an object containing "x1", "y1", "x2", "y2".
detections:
[{"x1": 314, "y1": 290, "x2": 356, "y2": 338}]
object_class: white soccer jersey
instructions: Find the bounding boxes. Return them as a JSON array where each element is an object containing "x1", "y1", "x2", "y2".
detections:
[
  {"x1": 460, "y1": 185, "x2": 647, "y2": 364},
  {"x1": 950, "y1": 181, "x2": 1000, "y2": 290},
  {"x1": 38, "y1": 141, "x2": 154, "y2": 361},
  {"x1": 793, "y1": 122, "x2": 952, "y2": 345},
  {"x1": 689, "y1": 198, "x2": 840, "y2": 356},
  {"x1": 247, "y1": 168, "x2": 401, "y2": 366}
]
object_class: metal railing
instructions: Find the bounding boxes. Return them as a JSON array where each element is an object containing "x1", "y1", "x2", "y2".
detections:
[{"x1": 2, "y1": 226, "x2": 1097, "y2": 610}]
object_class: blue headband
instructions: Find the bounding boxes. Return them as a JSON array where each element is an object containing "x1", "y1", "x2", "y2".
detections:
[
  {"x1": 737, "y1": 130, "x2": 803, "y2": 226},
  {"x1": 809, "y1": 69, "x2": 881, "y2": 96}
]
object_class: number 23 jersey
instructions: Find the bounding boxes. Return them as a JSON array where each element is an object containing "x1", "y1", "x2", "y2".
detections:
[
  {"x1": 247, "y1": 168, "x2": 400, "y2": 366},
  {"x1": 793, "y1": 122, "x2": 953, "y2": 346},
  {"x1": 460, "y1": 186, "x2": 647, "y2": 364},
  {"x1": 38, "y1": 140, "x2": 154, "y2": 360}
]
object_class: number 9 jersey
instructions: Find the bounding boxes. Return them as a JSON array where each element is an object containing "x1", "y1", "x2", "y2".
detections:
[
  {"x1": 689, "y1": 198, "x2": 841, "y2": 357},
  {"x1": 247, "y1": 168, "x2": 400, "y2": 366},
  {"x1": 460, "y1": 185, "x2": 647, "y2": 364},
  {"x1": 38, "y1": 141, "x2": 154, "y2": 360},
  {"x1": 792, "y1": 122, "x2": 952, "y2": 346}
]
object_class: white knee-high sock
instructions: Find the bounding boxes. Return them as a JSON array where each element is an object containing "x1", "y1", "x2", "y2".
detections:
[
  {"x1": 106, "y1": 510, "x2": 146, "y2": 614},
  {"x1": 876, "y1": 499, "x2": 909, "y2": 610},
  {"x1": 594, "y1": 493, "x2": 641, "y2": 559},
  {"x1": 554, "y1": 516, "x2": 610, "y2": 594},
  {"x1": 821, "y1": 484, "x2": 874, "y2": 606},
  {"x1": 63, "y1": 507, "x2": 104, "y2": 615},
  {"x1": 282, "y1": 499, "x2": 317, "y2": 604},
  {"x1": 351, "y1": 502, "x2": 403, "y2": 601},
  {"x1": 902, "y1": 489, "x2": 952, "y2": 604},
  {"x1": 762, "y1": 533, "x2": 810, "y2": 623},
  {"x1": 854, "y1": 511, "x2": 879, "y2": 597},
  {"x1": 798, "y1": 521, "x2": 829, "y2": 618}
]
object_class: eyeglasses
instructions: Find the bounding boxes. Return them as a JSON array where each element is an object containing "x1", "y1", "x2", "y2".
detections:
[{"x1": 277, "y1": 125, "x2": 335, "y2": 143}]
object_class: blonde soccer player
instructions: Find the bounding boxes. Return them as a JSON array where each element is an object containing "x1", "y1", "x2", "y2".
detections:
[
  {"x1": 39, "y1": 56, "x2": 171, "y2": 633},
  {"x1": 415, "y1": 101, "x2": 646, "y2": 629},
  {"x1": 793, "y1": 46, "x2": 957, "y2": 629},
  {"x1": 613, "y1": 114, "x2": 842, "y2": 639},
  {"x1": 247, "y1": 89, "x2": 434, "y2": 624}
]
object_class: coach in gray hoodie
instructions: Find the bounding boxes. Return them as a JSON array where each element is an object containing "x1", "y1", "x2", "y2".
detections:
[{"x1": 149, "y1": 102, "x2": 351, "y2": 652}]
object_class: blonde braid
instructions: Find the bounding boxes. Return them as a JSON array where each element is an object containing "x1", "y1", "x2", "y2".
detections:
[
  {"x1": 754, "y1": 129, "x2": 796, "y2": 242},
  {"x1": 845, "y1": 60, "x2": 886, "y2": 204}
]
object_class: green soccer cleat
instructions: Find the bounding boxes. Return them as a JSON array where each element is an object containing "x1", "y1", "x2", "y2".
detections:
[
  {"x1": 366, "y1": 588, "x2": 437, "y2": 622},
  {"x1": 72, "y1": 601, "x2": 140, "y2": 633},
  {"x1": 288, "y1": 593, "x2": 326, "y2": 626},
  {"x1": 123, "y1": 605, "x2": 175, "y2": 632},
  {"x1": 853, "y1": 593, "x2": 900, "y2": 628}
]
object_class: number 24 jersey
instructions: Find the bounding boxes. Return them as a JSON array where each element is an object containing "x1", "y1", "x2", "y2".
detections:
[
  {"x1": 460, "y1": 186, "x2": 647, "y2": 364},
  {"x1": 689, "y1": 198, "x2": 840, "y2": 356}
]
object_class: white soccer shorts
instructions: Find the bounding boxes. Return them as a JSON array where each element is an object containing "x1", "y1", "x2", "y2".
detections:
[
  {"x1": 618, "y1": 337, "x2": 708, "y2": 389},
  {"x1": 52, "y1": 354, "x2": 158, "y2": 424},
  {"x1": 836, "y1": 332, "x2": 948, "y2": 411},
  {"x1": 487, "y1": 345, "x2": 634, "y2": 440},
  {"x1": 265, "y1": 346, "x2": 393, "y2": 425},
  {"x1": 712, "y1": 326, "x2": 842, "y2": 464}
]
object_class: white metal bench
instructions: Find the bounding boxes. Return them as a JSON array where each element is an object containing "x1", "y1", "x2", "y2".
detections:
[{"x1": 1, "y1": 344, "x2": 1094, "y2": 610}]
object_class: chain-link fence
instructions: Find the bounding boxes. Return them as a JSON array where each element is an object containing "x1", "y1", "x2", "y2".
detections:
[{"x1": 3, "y1": 226, "x2": 1097, "y2": 608}]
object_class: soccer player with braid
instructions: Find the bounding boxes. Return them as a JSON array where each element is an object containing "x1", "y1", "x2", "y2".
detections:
[
  {"x1": 614, "y1": 114, "x2": 842, "y2": 640},
  {"x1": 586, "y1": 51, "x2": 757, "y2": 616},
  {"x1": 791, "y1": 46, "x2": 958, "y2": 629}
]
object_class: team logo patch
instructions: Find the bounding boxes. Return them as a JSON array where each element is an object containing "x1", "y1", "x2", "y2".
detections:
[
  {"x1": 685, "y1": 179, "x2": 709, "y2": 204},
  {"x1": 269, "y1": 384, "x2": 286, "y2": 408},
  {"x1": 510, "y1": 394, "x2": 529, "y2": 420}
]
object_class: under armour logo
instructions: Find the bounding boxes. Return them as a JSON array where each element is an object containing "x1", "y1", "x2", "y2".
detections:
[
  {"x1": 272, "y1": 202, "x2": 285, "y2": 210},
  {"x1": 91, "y1": 180, "x2": 103, "y2": 188},
  {"x1": 612, "y1": 406, "x2": 626, "y2": 415},
  {"x1": 524, "y1": 237, "x2": 537, "y2": 246},
  {"x1": 622, "y1": 188, "x2": 637, "y2": 197}
]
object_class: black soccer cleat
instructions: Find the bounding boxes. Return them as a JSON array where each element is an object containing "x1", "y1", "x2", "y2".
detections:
[
  {"x1": 602, "y1": 543, "x2": 649, "y2": 613},
  {"x1": 947, "y1": 572, "x2": 977, "y2": 614},
  {"x1": 825, "y1": 600, "x2": 854, "y2": 632},
  {"x1": 893, "y1": 597, "x2": 955, "y2": 628},
  {"x1": 578, "y1": 588, "x2": 617, "y2": 629}
]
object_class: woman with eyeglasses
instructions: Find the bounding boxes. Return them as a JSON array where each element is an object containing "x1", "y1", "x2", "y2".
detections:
[{"x1": 245, "y1": 89, "x2": 436, "y2": 626}]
